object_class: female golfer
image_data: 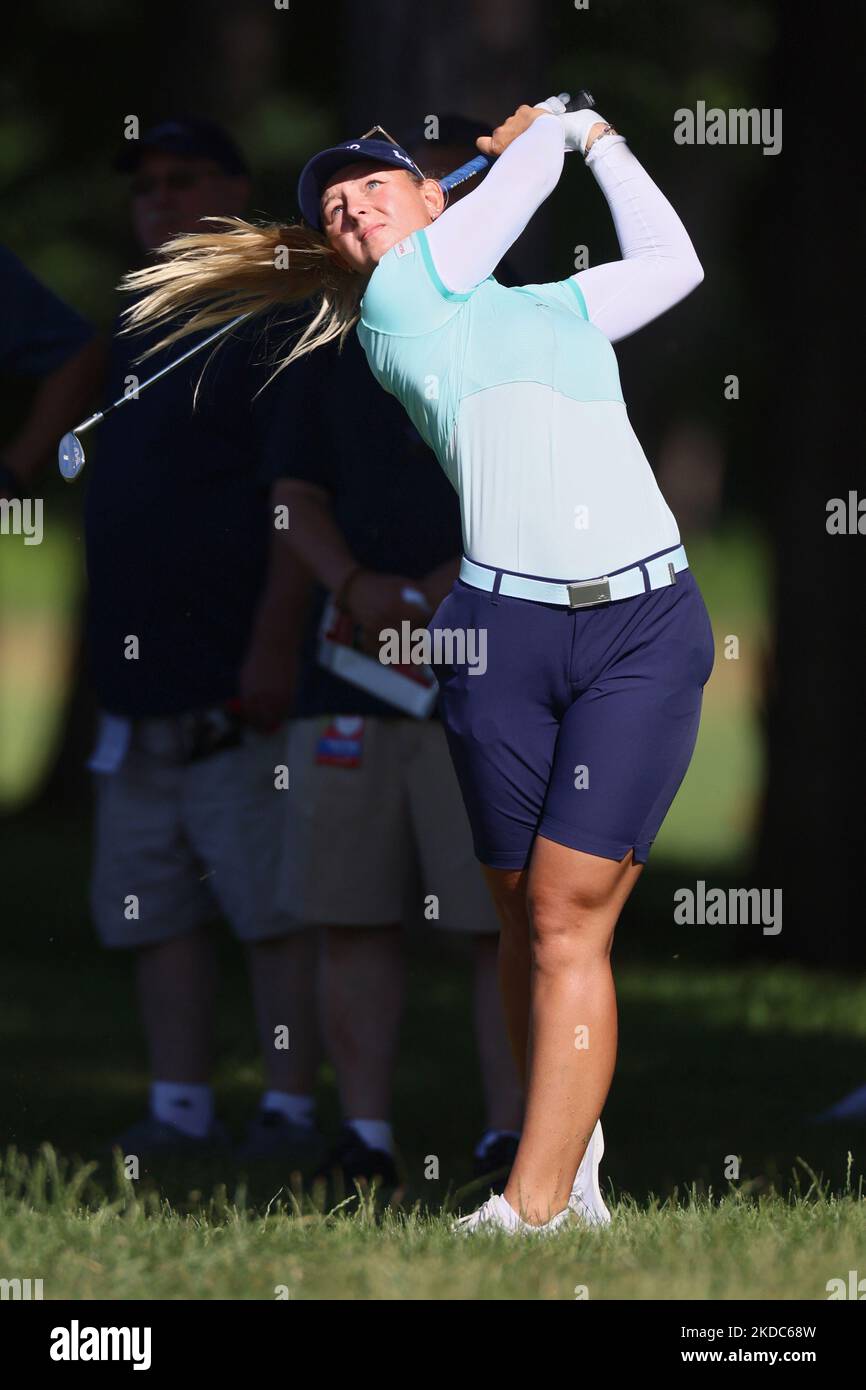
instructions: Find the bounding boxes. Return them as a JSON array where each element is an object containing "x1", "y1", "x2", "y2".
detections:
[{"x1": 121, "y1": 96, "x2": 714, "y2": 1234}]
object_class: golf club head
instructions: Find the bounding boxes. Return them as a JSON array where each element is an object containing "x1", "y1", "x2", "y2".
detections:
[{"x1": 58, "y1": 431, "x2": 86, "y2": 482}]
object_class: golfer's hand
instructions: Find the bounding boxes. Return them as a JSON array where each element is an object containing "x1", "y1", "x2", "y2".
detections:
[
  {"x1": 532, "y1": 93, "x2": 614, "y2": 156},
  {"x1": 476, "y1": 104, "x2": 554, "y2": 158}
]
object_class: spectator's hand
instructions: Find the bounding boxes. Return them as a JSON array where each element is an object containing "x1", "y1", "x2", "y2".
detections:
[
  {"x1": 345, "y1": 572, "x2": 432, "y2": 644},
  {"x1": 238, "y1": 630, "x2": 299, "y2": 732},
  {"x1": 416, "y1": 566, "x2": 459, "y2": 612}
]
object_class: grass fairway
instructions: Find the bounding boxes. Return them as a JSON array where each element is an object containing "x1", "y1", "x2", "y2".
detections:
[
  {"x1": 3, "y1": 519, "x2": 864, "y2": 1301},
  {"x1": 2, "y1": 814, "x2": 866, "y2": 1301},
  {"x1": 2, "y1": 1146, "x2": 865, "y2": 1300}
]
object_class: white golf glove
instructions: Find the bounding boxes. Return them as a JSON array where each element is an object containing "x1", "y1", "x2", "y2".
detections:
[{"x1": 533, "y1": 94, "x2": 611, "y2": 156}]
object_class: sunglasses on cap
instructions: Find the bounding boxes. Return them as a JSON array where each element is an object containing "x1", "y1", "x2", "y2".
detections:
[{"x1": 358, "y1": 124, "x2": 424, "y2": 176}]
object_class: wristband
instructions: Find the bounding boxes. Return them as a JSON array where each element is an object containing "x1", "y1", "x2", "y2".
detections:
[
  {"x1": 558, "y1": 108, "x2": 613, "y2": 156},
  {"x1": 584, "y1": 126, "x2": 622, "y2": 160}
]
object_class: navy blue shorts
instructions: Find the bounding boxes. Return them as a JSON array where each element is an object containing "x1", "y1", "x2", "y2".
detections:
[{"x1": 426, "y1": 559, "x2": 715, "y2": 870}]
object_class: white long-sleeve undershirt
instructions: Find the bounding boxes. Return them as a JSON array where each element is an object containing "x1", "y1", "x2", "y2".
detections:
[{"x1": 424, "y1": 112, "x2": 704, "y2": 343}]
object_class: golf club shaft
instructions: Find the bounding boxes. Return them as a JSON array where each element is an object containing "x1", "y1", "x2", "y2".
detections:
[{"x1": 70, "y1": 310, "x2": 253, "y2": 436}]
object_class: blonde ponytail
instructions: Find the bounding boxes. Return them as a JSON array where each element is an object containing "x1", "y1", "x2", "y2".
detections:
[{"x1": 118, "y1": 216, "x2": 365, "y2": 374}]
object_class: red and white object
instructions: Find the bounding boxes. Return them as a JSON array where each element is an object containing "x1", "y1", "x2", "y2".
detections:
[{"x1": 316, "y1": 595, "x2": 438, "y2": 719}]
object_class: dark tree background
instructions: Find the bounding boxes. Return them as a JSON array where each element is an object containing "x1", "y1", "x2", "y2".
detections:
[{"x1": 751, "y1": 2, "x2": 865, "y2": 965}]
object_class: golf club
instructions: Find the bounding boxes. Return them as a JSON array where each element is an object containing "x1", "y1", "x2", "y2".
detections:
[
  {"x1": 57, "y1": 311, "x2": 253, "y2": 481},
  {"x1": 439, "y1": 89, "x2": 595, "y2": 194},
  {"x1": 58, "y1": 90, "x2": 594, "y2": 482}
]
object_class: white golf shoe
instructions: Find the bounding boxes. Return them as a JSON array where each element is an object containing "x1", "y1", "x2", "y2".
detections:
[
  {"x1": 453, "y1": 1120, "x2": 611, "y2": 1235},
  {"x1": 569, "y1": 1119, "x2": 611, "y2": 1226},
  {"x1": 451, "y1": 1191, "x2": 575, "y2": 1236}
]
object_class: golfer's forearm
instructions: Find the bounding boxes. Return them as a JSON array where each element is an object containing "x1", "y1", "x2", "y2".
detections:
[
  {"x1": 426, "y1": 114, "x2": 565, "y2": 293},
  {"x1": 273, "y1": 480, "x2": 359, "y2": 594},
  {"x1": 586, "y1": 136, "x2": 702, "y2": 271},
  {"x1": 572, "y1": 138, "x2": 704, "y2": 342}
]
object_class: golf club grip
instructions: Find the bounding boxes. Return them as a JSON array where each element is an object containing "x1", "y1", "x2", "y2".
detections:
[{"x1": 439, "y1": 88, "x2": 596, "y2": 193}]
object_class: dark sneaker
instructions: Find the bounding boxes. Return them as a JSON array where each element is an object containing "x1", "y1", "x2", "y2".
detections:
[
  {"x1": 810, "y1": 1083, "x2": 866, "y2": 1123},
  {"x1": 472, "y1": 1132, "x2": 520, "y2": 1189},
  {"x1": 236, "y1": 1110, "x2": 324, "y2": 1163},
  {"x1": 312, "y1": 1124, "x2": 399, "y2": 1188},
  {"x1": 108, "y1": 1115, "x2": 232, "y2": 1159}
]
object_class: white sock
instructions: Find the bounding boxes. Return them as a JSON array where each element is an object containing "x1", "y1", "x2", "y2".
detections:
[
  {"x1": 150, "y1": 1081, "x2": 214, "y2": 1138},
  {"x1": 348, "y1": 1118, "x2": 394, "y2": 1154},
  {"x1": 475, "y1": 1127, "x2": 520, "y2": 1158},
  {"x1": 261, "y1": 1090, "x2": 315, "y2": 1128}
]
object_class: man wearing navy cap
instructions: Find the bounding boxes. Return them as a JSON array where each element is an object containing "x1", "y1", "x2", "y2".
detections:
[
  {"x1": 115, "y1": 118, "x2": 251, "y2": 250},
  {"x1": 115, "y1": 117, "x2": 251, "y2": 176}
]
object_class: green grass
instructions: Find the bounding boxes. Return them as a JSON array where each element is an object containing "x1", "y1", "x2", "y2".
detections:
[
  {"x1": 5, "y1": 517, "x2": 859, "y2": 1302},
  {"x1": 1, "y1": 1147, "x2": 864, "y2": 1300},
  {"x1": 2, "y1": 814, "x2": 866, "y2": 1300}
]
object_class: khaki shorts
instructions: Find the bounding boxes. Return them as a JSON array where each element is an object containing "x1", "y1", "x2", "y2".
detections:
[
  {"x1": 276, "y1": 716, "x2": 500, "y2": 933},
  {"x1": 91, "y1": 716, "x2": 300, "y2": 949}
]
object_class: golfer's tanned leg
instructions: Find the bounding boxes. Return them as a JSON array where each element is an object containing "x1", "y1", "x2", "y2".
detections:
[{"x1": 488, "y1": 839, "x2": 643, "y2": 1225}]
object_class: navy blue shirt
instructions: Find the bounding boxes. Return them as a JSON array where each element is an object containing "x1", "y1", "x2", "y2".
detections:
[
  {"x1": 265, "y1": 327, "x2": 464, "y2": 720},
  {"x1": 0, "y1": 245, "x2": 94, "y2": 374},
  {"x1": 85, "y1": 314, "x2": 282, "y2": 717}
]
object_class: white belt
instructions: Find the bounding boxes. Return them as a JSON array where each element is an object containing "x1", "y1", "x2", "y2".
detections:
[{"x1": 459, "y1": 545, "x2": 688, "y2": 609}]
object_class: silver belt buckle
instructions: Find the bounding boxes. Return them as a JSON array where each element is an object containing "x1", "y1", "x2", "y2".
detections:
[{"x1": 566, "y1": 576, "x2": 611, "y2": 609}]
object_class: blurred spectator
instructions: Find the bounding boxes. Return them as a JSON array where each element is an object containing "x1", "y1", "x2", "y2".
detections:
[
  {"x1": 654, "y1": 417, "x2": 725, "y2": 538},
  {"x1": 402, "y1": 113, "x2": 496, "y2": 192},
  {"x1": 85, "y1": 119, "x2": 317, "y2": 1160},
  {"x1": 0, "y1": 246, "x2": 104, "y2": 497}
]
